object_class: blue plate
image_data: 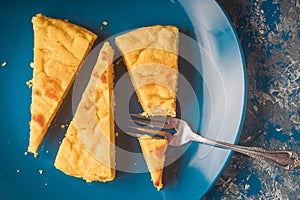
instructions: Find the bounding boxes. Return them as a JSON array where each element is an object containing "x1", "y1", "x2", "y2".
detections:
[{"x1": 0, "y1": 0, "x2": 246, "y2": 199}]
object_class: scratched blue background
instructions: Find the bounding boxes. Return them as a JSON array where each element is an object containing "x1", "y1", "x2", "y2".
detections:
[{"x1": 204, "y1": 1, "x2": 300, "y2": 199}]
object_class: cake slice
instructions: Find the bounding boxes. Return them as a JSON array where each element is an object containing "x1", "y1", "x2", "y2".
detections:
[
  {"x1": 28, "y1": 14, "x2": 97, "y2": 154},
  {"x1": 54, "y1": 42, "x2": 115, "y2": 182},
  {"x1": 115, "y1": 25, "x2": 178, "y2": 117},
  {"x1": 115, "y1": 25, "x2": 179, "y2": 190},
  {"x1": 138, "y1": 136, "x2": 168, "y2": 190}
]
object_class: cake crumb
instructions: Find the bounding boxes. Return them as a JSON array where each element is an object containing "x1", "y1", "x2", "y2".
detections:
[
  {"x1": 38, "y1": 169, "x2": 43, "y2": 175},
  {"x1": 46, "y1": 150, "x2": 49, "y2": 154},
  {"x1": 115, "y1": 132, "x2": 119, "y2": 137},
  {"x1": 60, "y1": 124, "x2": 65, "y2": 129},
  {"x1": 30, "y1": 62, "x2": 34, "y2": 68},
  {"x1": 34, "y1": 153, "x2": 39, "y2": 158},
  {"x1": 45, "y1": 182, "x2": 48, "y2": 186},
  {"x1": 102, "y1": 21, "x2": 108, "y2": 26},
  {"x1": 16, "y1": 169, "x2": 20, "y2": 173},
  {"x1": 2, "y1": 61, "x2": 7, "y2": 67},
  {"x1": 141, "y1": 112, "x2": 149, "y2": 117},
  {"x1": 100, "y1": 27, "x2": 103, "y2": 31},
  {"x1": 115, "y1": 59, "x2": 122, "y2": 65},
  {"x1": 24, "y1": 151, "x2": 28, "y2": 156},
  {"x1": 26, "y1": 80, "x2": 33, "y2": 88}
]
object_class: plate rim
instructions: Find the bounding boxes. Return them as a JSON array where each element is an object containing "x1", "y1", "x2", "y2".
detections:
[{"x1": 201, "y1": 0, "x2": 247, "y2": 197}]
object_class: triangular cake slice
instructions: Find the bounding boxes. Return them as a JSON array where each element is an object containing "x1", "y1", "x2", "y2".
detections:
[
  {"x1": 28, "y1": 14, "x2": 97, "y2": 154},
  {"x1": 54, "y1": 42, "x2": 115, "y2": 182},
  {"x1": 115, "y1": 25, "x2": 178, "y2": 117},
  {"x1": 115, "y1": 25, "x2": 179, "y2": 190},
  {"x1": 138, "y1": 136, "x2": 168, "y2": 190}
]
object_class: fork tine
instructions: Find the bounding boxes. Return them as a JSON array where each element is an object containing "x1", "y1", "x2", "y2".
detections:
[
  {"x1": 129, "y1": 113, "x2": 180, "y2": 130},
  {"x1": 127, "y1": 125, "x2": 169, "y2": 137},
  {"x1": 130, "y1": 113, "x2": 168, "y2": 122},
  {"x1": 130, "y1": 113, "x2": 148, "y2": 119},
  {"x1": 125, "y1": 131, "x2": 147, "y2": 138},
  {"x1": 129, "y1": 119, "x2": 166, "y2": 129}
]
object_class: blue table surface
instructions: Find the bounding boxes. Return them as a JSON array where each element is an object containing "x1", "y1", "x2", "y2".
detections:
[{"x1": 204, "y1": 1, "x2": 300, "y2": 199}]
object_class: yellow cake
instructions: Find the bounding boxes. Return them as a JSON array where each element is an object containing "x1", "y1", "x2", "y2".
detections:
[
  {"x1": 28, "y1": 14, "x2": 97, "y2": 154},
  {"x1": 54, "y1": 42, "x2": 115, "y2": 182},
  {"x1": 115, "y1": 25, "x2": 178, "y2": 117},
  {"x1": 138, "y1": 136, "x2": 168, "y2": 190},
  {"x1": 115, "y1": 25, "x2": 179, "y2": 190}
]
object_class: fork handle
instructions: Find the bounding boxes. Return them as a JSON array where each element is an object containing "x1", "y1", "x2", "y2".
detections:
[{"x1": 193, "y1": 135, "x2": 300, "y2": 170}]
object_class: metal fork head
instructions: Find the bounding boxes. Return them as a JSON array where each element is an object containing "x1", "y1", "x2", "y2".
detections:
[
  {"x1": 129, "y1": 114, "x2": 181, "y2": 129},
  {"x1": 127, "y1": 114, "x2": 175, "y2": 140},
  {"x1": 128, "y1": 114, "x2": 196, "y2": 147}
]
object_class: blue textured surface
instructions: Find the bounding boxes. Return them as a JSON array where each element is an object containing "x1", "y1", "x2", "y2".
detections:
[{"x1": 204, "y1": 1, "x2": 300, "y2": 199}]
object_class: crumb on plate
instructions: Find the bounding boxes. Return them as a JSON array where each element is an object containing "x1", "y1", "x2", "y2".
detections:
[
  {"x1": 26, "y1": 79, "x2": 33, "y2": 88},
  {"x1": 2, "y1": 61, "x2": 7, "y2": 67},
  {"x1": 115, "y1": 59, "x2": 122, "y2": 65}
]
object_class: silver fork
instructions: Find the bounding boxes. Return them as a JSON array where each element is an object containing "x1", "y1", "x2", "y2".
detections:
[{"x1": 127, "y1": 114, "x2": 300, "y2": 171}]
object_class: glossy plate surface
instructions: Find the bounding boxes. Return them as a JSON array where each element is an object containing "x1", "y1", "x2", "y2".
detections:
[{"x1": 0, "y1": 0, "x2": 246, "y2": 199}]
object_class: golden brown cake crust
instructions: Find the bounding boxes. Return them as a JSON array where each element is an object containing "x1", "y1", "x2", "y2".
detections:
[
  {"x1": 116, "y1": 25, "x2": 179, "y2": 190},
  {"x1": 54, "y1": 42, "x2": 115, "y2": 182},
  {"x1": 138, "y1": 136, "x2": 168, "y2": 190},
  {"x1": 115, "y1": 25, "x2": 179, "y2": 117},
  {"x1": 54, "y1": 121, "x2": 114, "y2": 182},
  {"x1": 28, "y1": 14, "x2": 97, "y2": 154}
]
